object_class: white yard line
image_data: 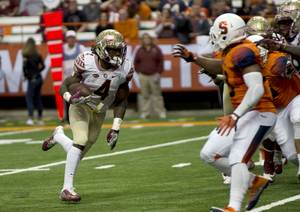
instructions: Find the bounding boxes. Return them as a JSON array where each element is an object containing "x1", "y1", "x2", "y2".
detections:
[
  {"x1": 0, "y1": 129, "x2": 42, "y2": 136},
  {"x1": 0, "y1": 135, "x2": 208, "y2": 177},
  {"x1": 0, "y1": 168, "x2": 49, "y2": 171},
  {"x1": 0, "y1": 139, "x2": 31, "y2": 144},
  {"x1": 251, "y1": 194, "x2": 300, "y2": 212}
]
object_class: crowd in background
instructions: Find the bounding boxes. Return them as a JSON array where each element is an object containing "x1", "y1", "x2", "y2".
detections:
[{"x1": 0, "y1": 0, "x2": 278, "y2": 43}]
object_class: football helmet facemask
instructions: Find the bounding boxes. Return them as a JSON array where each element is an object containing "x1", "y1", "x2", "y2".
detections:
[
  {"x1": 247, "y1": 35, "x2": 268, "y2": 65},
  {"x1": 95, "y1": 29, "x2": 127, "y2": 66},
  {"x1": 274, "y1": 0, "x2": 300, "y2": 41},
  {"x1": 245, "y1": 16, "x2": 272, "y2": 36},
  {"x1": 209, "y1": 14, "x2": 247, "y2": 52}
]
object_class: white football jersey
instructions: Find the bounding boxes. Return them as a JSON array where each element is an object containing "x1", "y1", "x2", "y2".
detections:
[{"x1": 73, "y1": 51, "x2": 134, "y2": 113}]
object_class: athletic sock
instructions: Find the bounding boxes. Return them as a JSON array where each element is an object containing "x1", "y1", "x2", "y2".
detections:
[
  {"x1": 63, "y1": 146, "x2": 82, "y2": 189},
  {"x1": 54, "y1": 133, "x2": 73, "y2": 153}
]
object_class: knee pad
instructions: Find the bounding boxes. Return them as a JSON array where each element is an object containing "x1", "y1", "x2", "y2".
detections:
[
  {"x1": 73, "y1": 134, "x2": 88, "y2": 146},
  {"x1": 293, "y1": 122, "x2": 300, "y2": 139},
  {"x1": 200, "y1": 149, "x2": 213, "y2": 164}
]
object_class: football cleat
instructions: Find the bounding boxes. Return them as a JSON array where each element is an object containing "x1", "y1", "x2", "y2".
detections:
[
  {"x1": 59, "y1": 187, "x2": 81, "y2": 202},
  {"x1": 210, "y1": 206, "x2": 239, "y2": 212},
  {"x1": 246, "y1": 176, "x2": 270, "y2": 211},
  {"x1": 222, "y1": 173, "x2": 231, "y2": 184},
  {"x1": 263, "y1": 158, "x2": 276, "y2": 183},
  {"x1": 263, "y1": 172, "x2": 276, "y2": 183},
  {"x1": 273, "y1": 150, "x2": 283, "y2": 174},
  {"x1": 42, "y1": 126, "x2": 64, "y2": 151}
]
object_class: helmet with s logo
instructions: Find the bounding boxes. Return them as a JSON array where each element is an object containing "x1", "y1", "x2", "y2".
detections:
[{"x1": 209, "y1": 13, "x2": 247, "y2": 52}]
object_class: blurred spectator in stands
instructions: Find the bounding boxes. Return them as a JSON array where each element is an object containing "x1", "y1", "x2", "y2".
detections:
[
  {"x1": 211, "y1": 0, "x2": 233, "y2": 17},
  {"x1": 249, "y1": 0, "x2": 274, "y2": 16},
  {"x1": 0, "y1": 0, "x2": 19, "y2": 17},
  {"x1": 22, "y1": 37, "x2": 45, "y2": 126},
  {"x1": 236, "y1": 0, "x2": 253, "y2": 22},
  {"x1": 187, "y1": 3, "x2": 210, "y2": 37},
  {"x1": 19, "y1": 0, "x2": 44, "y2": 16},
  {"x1": 62, "y1": 30, "x2": 86, "y2": 124},
  {"x1": 173, "y1": 13, "x2": 193, "y2": 43},
  {"x1": 100, "y1": 0, "x2": 126, "y2": 22},
  {"x1": 154, "y1": 8, "x2": 176, "y2": 38},
  {"x1": 54, "y1": 0, "x2": 70, "y2": 14},
  {"x1": 259, "y1": 0, "x2": 277, "y2": 15},
  {"x1": 95, "y1": 12, "x2": 114, "y2": 36},
  {"x1": 158, "y1": 0, "x2": 187, "y2": 17},
  {"x1": 144, "y1": 0, "x2": 161, "y2": 12},
  {"x1": 82, "y1": 0, "x2": 101, "y2": 22},
  {"x1": 126, "y1": 0, "x2": 152, "y2": 20},
  {"x1": 63, "y1": 0, "x2": 87, "y2": 34},
  {"x1": 134, "y1": 33, "x2": 167, "y2": 119},
  {"x1": 36, "y1": 6, "x2": 53, "y2": 43},
  {"x1": 114, "y1": 9, "x2": 138, "y2": 41},
  {"x1": 186, "y1": 0, "x2": 209, "y2": 17}
]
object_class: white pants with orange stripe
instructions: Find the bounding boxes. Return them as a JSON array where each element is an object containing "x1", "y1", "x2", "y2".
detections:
[{"x1": 201, "y1": 110, "x2": 276, "y2": 167}]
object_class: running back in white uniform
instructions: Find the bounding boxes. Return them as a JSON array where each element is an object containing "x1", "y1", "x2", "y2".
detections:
[{"x1": 73, "y1": 51, "x2": 134, "y2": 113}]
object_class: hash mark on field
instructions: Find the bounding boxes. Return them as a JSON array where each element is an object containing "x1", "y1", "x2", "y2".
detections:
[
  {"x1": 95, "y1": 165, "x2": 115, "y2": 169},
  {"x1": 251, "y1": 194, "x2": 300, "y2": 211},
  {"x1": 172, "y1": 163, "x2": 191, "y2": 167},
  {"x1": 0, "y1": 135, "x2": 209, "y2": 177}
]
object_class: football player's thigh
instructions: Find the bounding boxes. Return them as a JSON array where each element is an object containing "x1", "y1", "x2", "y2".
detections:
[
  {"x1": 69, "y1": 104, "x2": 91, "y2": 146},
  {"x1": 229, "y1": 111, "x2": 276, "y2": 165},
  {"x1": 88, "y1": 112, "x2": 106, "y2": 144},
  {"x1": 200, "y1": 129, "x2": 233, "y2": 163},
  {"x1": 274, "y1": 111, "x2": 293, "y2": 147},
  {"x1": 289, "y1": 94, "x2": 300, "y2": 124}
]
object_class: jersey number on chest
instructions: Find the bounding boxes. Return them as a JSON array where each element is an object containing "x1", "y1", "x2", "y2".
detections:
[{"x1": 94, "y1": 80, "x2": 111, "y2": 100}]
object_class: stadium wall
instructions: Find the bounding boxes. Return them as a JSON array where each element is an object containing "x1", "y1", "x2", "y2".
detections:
[{"x1": 0, "y1": 38, "x2": 218, "y2": 98}]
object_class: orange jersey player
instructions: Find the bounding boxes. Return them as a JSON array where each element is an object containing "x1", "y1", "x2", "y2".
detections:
[
  {"x1": 263, "y1": 49, "x2": 300, "y2": 180},
  {"x1": 221, "y1": 39, "x2": 276, "y2": 114},
  {"x1": 264, "y1": 52, "x2": 300, "y2": 109},
  {"x1": 172, "y1": 13, "x2": 277, "y2": 212}
]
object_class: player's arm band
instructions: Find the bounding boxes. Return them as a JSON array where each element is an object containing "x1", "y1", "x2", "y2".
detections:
[
  {"x1": 233, "y1": 72, "x2": 264, "y2": 117},
  {"x1": 112, "y1": 118, "x2": 123, "y2": 131},
  {"x1": 63, "y1": 92, "x2": 72, "y2": 103}
]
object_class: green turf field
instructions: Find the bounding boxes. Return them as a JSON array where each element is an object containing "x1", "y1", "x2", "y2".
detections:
[{"x1": 0, "y1": 113, "x2": 300, "y2": 212}]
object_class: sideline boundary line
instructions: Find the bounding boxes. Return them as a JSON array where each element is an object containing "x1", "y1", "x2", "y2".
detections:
[{"x1": 0, "y1": 135, "x2": 209, "y2": 177}]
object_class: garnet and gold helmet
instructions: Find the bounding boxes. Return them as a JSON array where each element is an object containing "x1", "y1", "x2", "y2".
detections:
[
  {"x1": 245, "y1": 16, "x2": 272, "y2": 36},
  {"x1": 95, "y1": 29, "x2": 127, "y2": 66},
  {"x1": 274, "y1": 0, "x2": 300, "y2": 40}
]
